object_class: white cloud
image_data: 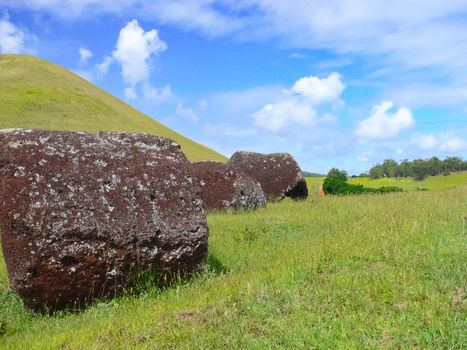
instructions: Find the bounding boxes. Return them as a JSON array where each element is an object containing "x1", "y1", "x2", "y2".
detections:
[
  {"x1": 291, "y1": 72, "x2": 345, "y2": 105},
  {"x1": 252, "y1": 72, "x2": 344, "y2": 132},
  {"x1": 253, "y1": 98, "x2": 316, "y2": 132},
  {"x1": 355, "y1": 101, "x2": 415, "y2": 139},
  {"x1": 410, "y1": 132, "x2": 438, "y2": 150},
  {"x1": 439, "y1": 137, "x2": 467, "y2": 152},
  {"x1": 78, "y1": 47, "x2": 93, "y2": 65},
  {"x1": 0, "y1": 13, "x2": 28, "y2": 54},
  {"x1": 96, "y1": 19, "x2": 167, "y2": 98},
  {"x1": 76, "y1": 20, "x2": 171, "y2": 101},
  {"x1": 112, "y1": 19, "x2": 167, "y2": 97}
]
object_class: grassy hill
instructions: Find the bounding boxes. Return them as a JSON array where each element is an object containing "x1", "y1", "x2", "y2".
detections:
[
  {"x1": 0, "y1": 54, "x2": 226, "y2": 162},
  {"x1": 1, "y1": 187, "x2": 465, "y2": 348}
]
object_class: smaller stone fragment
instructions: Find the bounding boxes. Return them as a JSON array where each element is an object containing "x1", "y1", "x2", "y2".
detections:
[
  {"x1": 191, "y1": 161, "x2": 266, "y2": 211},
  {"x1": 228, "y1": 151, "x2": 308, "y2": 201}
]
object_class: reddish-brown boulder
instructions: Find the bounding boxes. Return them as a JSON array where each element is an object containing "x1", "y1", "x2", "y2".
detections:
[
  {"x1": 228, "y1": 151, "x2": 308, "y2": 201},
  {"x1": 0, "y1": 129, "x2": 208, "y2": 311},
  {"x1": 191, "y1": 161, "x2": 266, "y2": 211}
]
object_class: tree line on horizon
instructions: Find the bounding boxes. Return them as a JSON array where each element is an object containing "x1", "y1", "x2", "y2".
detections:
[{"x1": 365, "y1": 156, "x2": 467, "y2": 181}]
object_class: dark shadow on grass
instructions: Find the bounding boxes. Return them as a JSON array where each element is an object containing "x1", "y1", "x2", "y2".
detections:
[{"x1": 205, "y1": 253, "x2": 229, "y2": 274}]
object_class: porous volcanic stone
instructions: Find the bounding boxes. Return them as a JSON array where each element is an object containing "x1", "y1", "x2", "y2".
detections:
[
  {"x1": 228, "y1": 151, "x2": 308, "y2": 201},
  {"x1": 0, "y1": 129, "x2": 208, "y2": 311},
  {"x1": 191, "y1": 161, "x2": 266, "y2": 211}
]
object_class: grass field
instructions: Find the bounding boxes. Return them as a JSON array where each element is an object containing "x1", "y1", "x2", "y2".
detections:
[
  {"x1": 305, "y1": 171, "x2": 467, "y2": 195},
  {"x1": 1, "y1": 185, "x2": 466, "y2": 349},
  {"x1": 0, "y1": 54, "x2": 226, "y2": 163}
]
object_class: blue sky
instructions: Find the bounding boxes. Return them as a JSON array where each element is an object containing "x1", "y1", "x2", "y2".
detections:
[{"x1": 1, "y1": 1, "x2": 466, "y2": 174}]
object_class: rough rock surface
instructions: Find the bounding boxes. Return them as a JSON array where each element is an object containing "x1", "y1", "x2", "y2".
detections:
[
  {"x1": 0, "y1": 129, "x2": 208, "y2": 311},
  {"x1": 191, "y1": 161, "x2": 266, "y2": 211},
  {"x1": 228, "y1": 151, "x2": 308, "y2": 201}
]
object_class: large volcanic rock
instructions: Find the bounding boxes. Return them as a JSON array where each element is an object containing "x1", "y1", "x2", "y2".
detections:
[
  {"x1": 228, "y1": 151, "x2": 308, "y2": 201},
  {"x1": 0, "y1": 129, "x2": 208, "y2": 311},
  {"x1": 191, "y1": 161, "x2": 266, "y2": 211}
]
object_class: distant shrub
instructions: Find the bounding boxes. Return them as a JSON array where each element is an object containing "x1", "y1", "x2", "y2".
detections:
[
  {"x1": 369, "y1": 186, "x2": 404, "y2": 194},
  {"x1": 323, "y1": 169, "x2": 403, "y2": 196},
  {"x1": 322, "y1": 176, "x2": 347, "y2": 195},
  {"x1": 327, "y1": 168, "x2": 348, "y2": 182}
]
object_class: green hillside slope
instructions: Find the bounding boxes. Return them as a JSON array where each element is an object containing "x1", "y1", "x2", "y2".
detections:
[{"x1": 0, "y1": 54, "x2": 226, "y2": 162}]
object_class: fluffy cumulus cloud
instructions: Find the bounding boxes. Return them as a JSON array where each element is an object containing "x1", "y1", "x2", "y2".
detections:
[
  {"x1": 253, "y1": 99, "x2": 316, "y2": 132},
  {"x1": 253, "y1": 72, "x2": 345, "y2": 132},
  {"x1": 113, "y1": 19, "x2": 167, "y2": 98},
  {"x1": 355, "y1": 101, "x2": 415, "y2": 139},
  {"x1": 74, "y1": 19, "x2": 172, "y2": 101},
  {"x1": 97, "y1": 19, "x2": 167, "y2": 99},
  {"x1": 78, "y1": 47, "x2": 93, "y2": 65},
  {"x1": 0, "y1": 13, "x2": 29, "y2": 54},
  {"x1": 291, "y1": 73, "x2": 345, "y2": 105}
]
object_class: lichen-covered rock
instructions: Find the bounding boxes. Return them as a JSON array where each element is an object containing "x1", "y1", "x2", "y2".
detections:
[
  {"x1": 228, "y1": 151, "x2": 308, "y2": 201},
  {"x1": 0, "y1": 129, "x2": 208, "y2": 311},
  {"x1": 191, "y1": 161, "x2": 266, "y2": 211}
]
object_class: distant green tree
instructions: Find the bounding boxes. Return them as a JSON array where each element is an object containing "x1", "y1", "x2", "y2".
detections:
[
  {"x1": 382, "y1": 159, "x2": 400, "y2": 178},
  {"x1": 411, "y1": 159, "x2": 429, "y2": 181},
  {"x1": 399, "y1": 159, "x2": 411, "y2": 177},
  {"x1": 369, "y1": 164, "x2": 384, "y2": 179},
  {"x1": 443, "y1": 157, "x2": 464, "y2": 172},
  {"x1": 427, "y1": 156, "x2": 442, "y2": 176}
]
